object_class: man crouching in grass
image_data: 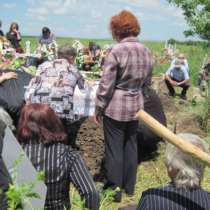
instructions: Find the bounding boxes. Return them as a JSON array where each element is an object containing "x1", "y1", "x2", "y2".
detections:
[{"x1": 165, "y1": 59, "x2": 190, "y2": 100}]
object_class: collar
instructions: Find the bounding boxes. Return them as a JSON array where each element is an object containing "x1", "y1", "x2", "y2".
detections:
[{"x1": 120, "y1": 36, "x2": 139, "y2": 43}]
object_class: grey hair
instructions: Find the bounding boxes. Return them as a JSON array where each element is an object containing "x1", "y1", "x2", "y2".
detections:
[
  {"x1": 166, "y1": 133, "x2": 209, "y2": 189},
  {"x1": 57, "y1": 45, "x2": 77, "y2": 61}
]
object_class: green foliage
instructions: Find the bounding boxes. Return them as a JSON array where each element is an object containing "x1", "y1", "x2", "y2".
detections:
[
  {"x1": 37, "y1": 171, "x2": 45, "y2": 182},
  {"x1": 7, "y1": 183, "x2": 40, "y2": 210},
  {"x1": 167, "y1": 0, "x2": 210, "y2": 41},
  {"x1": 202, "y1": 84, "x2": 210, "y2": 132},
  {"x1": 71, "y1": 185, "x2": 118, "y2": 210},
  {"x1": 99, "y1": 188, "x2": 119, "y2": 210},
  {"x1": 6, "y1": 153, "x2": 43, "y2": 210},
  {"x1": 71, "y1": 188, "x2": 89, "y2": 210},
  {"x1": 168, "y1": 38, "x2": 176, "y2": 45}
]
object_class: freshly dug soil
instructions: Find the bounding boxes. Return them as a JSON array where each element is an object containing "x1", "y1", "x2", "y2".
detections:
[
  {"x1": 76, "y1": 118, "x2": 104, "y2": 177},
  {"x1": 76, "y1": 77, "x2": 205, "y2": 177}
]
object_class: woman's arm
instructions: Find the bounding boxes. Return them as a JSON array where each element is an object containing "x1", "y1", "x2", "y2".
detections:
[
  {"x1": 95, "y1": 50, "x2": 118, "y2": 110},
  {"x1": 68, "y1": 152, "x2": 99, "y2": 210},
  {"x1": 0, "y1": 72, "x2": 17, "y2": 84},
  {"x1": 24, "y1": 65, "x2": 43, "y2": 102}
]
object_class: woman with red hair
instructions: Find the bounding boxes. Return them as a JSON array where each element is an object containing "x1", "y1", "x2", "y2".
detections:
[
  {"x1": 17, "y1": 103, "x2": 99, "y2": 210},
  {"x1": 95, "y1": 10, "x2": 154, "y2": 201}
]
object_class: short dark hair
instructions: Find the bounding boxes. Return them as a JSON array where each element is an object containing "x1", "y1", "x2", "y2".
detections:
[
  {"x1": 42, "y1": 26, "x2": 51, "y2": 35},
  {"x1": 17, "y1": 104, "x2": 67, "y2": 144},
  {"x1": 9, "y1": 22, "x2": 19, "y2": 32}
]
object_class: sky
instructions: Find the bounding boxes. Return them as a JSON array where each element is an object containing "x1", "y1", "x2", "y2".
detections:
[{"x1": 0, "y1": 0, "x2": 192, "y2": 41}]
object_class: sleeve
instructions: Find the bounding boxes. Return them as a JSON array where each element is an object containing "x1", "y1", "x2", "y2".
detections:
[
  {"x1": 68, "y1": 152, "x2": 99, "y2": 210},
  {"x1": 185, "y1": 60, "x2": 189, "y2": 72},
  {"x1": 24, "y1": 65, "x2": 43, "y2": 101},
  {"x1": 183, "y1": 67, "x2": 189, "y2": 80},
  {"x1": 95, "y1": 50, "x2": 118, "y2": 109},
  {"x1": 17, "y1": 32, "x2": 21, "y2": 41},
  {"x1": 6, "y1": 32, "x2": 13, "y2": 42},
  {"x1": 137, "y1": 191, "x2": 149, "y2": 210}
]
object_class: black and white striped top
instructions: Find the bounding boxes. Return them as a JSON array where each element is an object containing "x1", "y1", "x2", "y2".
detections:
[
  {"x1": 21, "y1": 141, "x2": 99, "y2": 210},
  {"x1": 138, "y1": 184, "x2": 210, "y2": 210}
]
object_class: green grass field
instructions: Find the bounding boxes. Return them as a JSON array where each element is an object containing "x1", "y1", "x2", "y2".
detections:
[
  {"x1": 21, "y1": 36, "x2": 210, "y2": 209},
  {"x1": 21, "y1": 36, "x2": 210, "y2": 85}
]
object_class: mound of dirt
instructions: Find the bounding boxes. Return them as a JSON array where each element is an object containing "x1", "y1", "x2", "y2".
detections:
[{"x1": 76, "y1": 119, "x2": 104, "y2": 176}]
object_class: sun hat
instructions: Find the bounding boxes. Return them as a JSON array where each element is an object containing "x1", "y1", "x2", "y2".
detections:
[{"x1": 178, "y1": 53, "x2": 185, "y2": 59}]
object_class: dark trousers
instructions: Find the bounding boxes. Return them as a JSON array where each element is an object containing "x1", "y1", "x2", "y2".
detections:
[
  {"x1": 103, "y1": 115, "x2": 138, "y2": 194},
  {"x1": 165, "y1": 79, "x2": 190, "y2": 96},
  {"x1": 62, "y1": 118, "x2": 86, "y2": 147}
]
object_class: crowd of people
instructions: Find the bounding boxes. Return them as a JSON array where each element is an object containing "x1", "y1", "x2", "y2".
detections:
[{"x1": 0, "y1": 10, "x2": 210, "y2": 210}]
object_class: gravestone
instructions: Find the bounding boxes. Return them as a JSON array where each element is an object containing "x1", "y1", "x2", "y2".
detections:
[{"x1": 2, "y1": 127, "x2": 46, "y2": 209}]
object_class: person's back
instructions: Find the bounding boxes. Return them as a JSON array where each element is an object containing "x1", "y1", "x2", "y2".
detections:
[
  {"x1": 22, "y1": 142, "x2": 97, "y2": 210},
  {"x1": 17, "y1": 104, "x2": 99, "y2": 210},
  {"x1": 111, "y1": 39, "x2": 153, "y2": 91},
  {"x1": 100, "y1": 38, "x2": 154, "y2": 121},
  {"x1": 138, "y1": 184, "x2": 210, "y2": 210},
  {"x1": 26, "y1": 58, "x2": 84, "y2": 121}
]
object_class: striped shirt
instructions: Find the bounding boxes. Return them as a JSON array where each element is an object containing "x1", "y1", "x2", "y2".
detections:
[
  {"x1": 21, "y1": 141, "x2": 99, "y2": 210},
  {"x1": 95, "y1": 37, "x2": 154, "y2": 121},
  {"x1": 137, "y1": 184, "x2": 210, "y2": 210}
]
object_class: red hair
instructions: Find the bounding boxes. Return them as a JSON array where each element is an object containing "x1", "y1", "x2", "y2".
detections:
[
  {"x1": 17, "y1": 104, "x2": 67, "y2": 144},
  {"x1": 110, "y1": 10, "x2": 140, "y2": 41}
]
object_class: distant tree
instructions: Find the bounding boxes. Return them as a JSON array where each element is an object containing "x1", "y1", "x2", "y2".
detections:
[
  {"x1": 168, "y1": 38, "x2": 176, "y2": 45},
  {"x1": 167, "y1": 0, "x2": 210, "y2": 42}
]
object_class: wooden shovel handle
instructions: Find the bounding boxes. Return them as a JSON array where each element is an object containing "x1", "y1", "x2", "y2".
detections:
[{"x1": 136, "y1": 109, "x2": 210, "y2": 166}]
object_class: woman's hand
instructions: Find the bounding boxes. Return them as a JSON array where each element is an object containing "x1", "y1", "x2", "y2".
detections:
[
  {"x1": 93, "y1": 113, "x2": 102, "y2": 125},
  {"x1": 93, "y1": 106, "x2": 103, "y2": 125},
  {"x1": 0, "y1": 72, "x2": 17, "y2": 83},
  {"x1": 13, "y1": 28, "x2": 18, "y2": 34}
]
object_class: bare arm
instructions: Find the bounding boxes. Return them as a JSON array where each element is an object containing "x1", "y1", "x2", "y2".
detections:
[
  {"x1": 165, "y1": 74, "x2": 177, "y2": 86},
  {"x1": 177, "y1": 79, "x2": 189, "y2": 86}
]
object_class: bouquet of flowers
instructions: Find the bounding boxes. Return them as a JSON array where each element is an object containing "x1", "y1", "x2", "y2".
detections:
[{"x1": 36, "y1": 41, "x2": 58, "y2": 61}]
